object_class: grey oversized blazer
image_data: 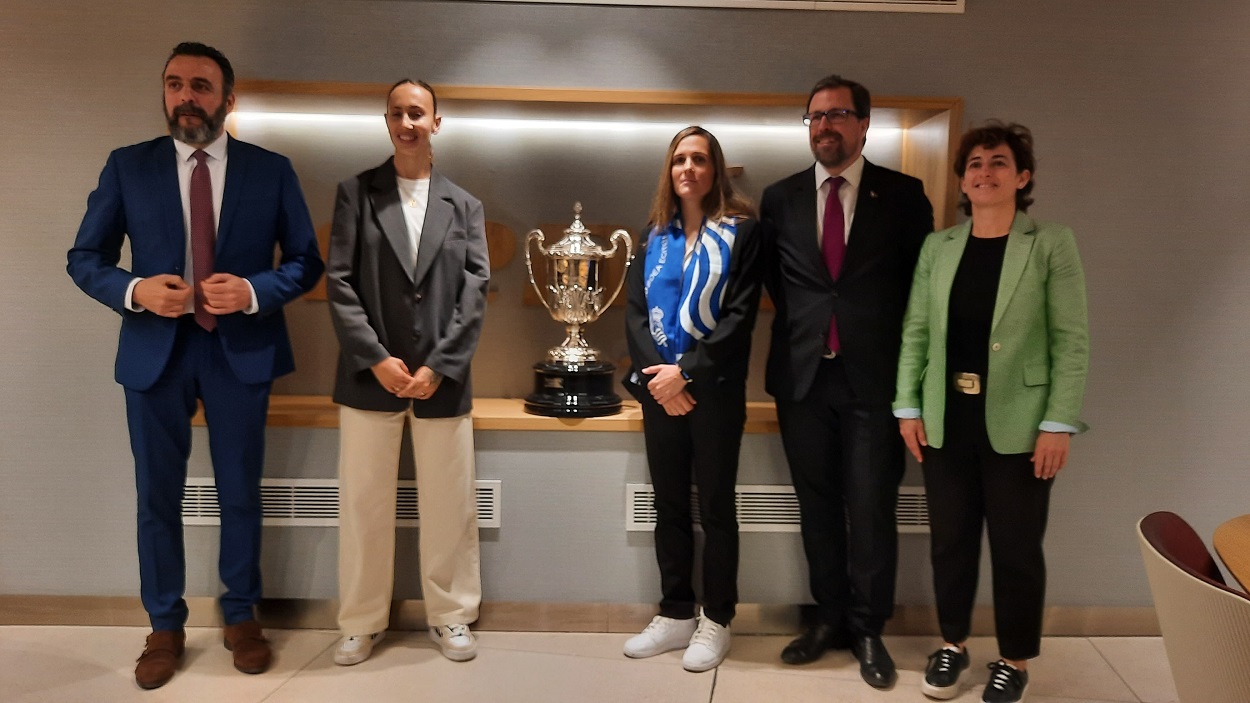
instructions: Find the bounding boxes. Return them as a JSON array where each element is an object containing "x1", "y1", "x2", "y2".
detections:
[{"x1": 327, "y1": 159, "x2": 489, "y2": 418}]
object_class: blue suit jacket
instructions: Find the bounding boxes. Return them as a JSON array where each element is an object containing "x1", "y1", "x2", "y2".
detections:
[{"x1": 67, "y1": 135, "x2": 324, "y2": 391}]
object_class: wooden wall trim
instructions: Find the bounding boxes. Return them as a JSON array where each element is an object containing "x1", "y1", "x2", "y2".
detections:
[
  {"x1": 0, "y1": 595, "x2": 1160, "y2": 637},
  {"x1": 234, "y1": 79, "x2": 961, "y2": 112}
]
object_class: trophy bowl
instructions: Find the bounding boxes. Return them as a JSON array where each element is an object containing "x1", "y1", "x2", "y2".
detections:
[{"x1": 523, "y1": 202, "x2": 632, "y2": 417}]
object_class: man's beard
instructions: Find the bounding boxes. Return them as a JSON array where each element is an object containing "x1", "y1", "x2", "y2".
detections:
[
  {"x1": 166, "y1": 102, "x2": 228, "y2": 145},
  {"x1": 811, "y1": 131, "x2": 852, "y2": 170}
]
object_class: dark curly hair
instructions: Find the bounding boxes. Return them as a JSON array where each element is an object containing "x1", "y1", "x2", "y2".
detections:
[{"x1": 954, "y1": 121, "x2": 1035, "y2": 215}]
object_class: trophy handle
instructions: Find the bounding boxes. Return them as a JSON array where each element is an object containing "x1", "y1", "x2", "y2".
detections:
[
  {"x1": 595, "y1": 229, "x2": 634, "y2": 315},
  {"x1": 524, "y1": 229, "x2": 556, "y2": 317}
]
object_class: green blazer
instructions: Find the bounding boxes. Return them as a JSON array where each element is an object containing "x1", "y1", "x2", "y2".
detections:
[{"x1": 893, "y1": 212, "x2": 1089, "y2": 454}]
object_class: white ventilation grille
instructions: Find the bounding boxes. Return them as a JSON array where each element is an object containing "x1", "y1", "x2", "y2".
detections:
[
  {"x1": 895, "y1": 485, "x2": 929, "y2": 531},
  {"x1": 627, "y1": 484, "x2": 928, "y2": 533},
  {"x1": 182, "y1": 478, "x2": 501, "y2": 528},
  {"x1": 464, "y1": 0, "x2": 963, "y2": 13}
]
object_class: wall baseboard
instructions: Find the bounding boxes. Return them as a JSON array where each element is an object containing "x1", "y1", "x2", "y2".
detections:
[{"x1": 0, "y1": 596, "x2": 1160, "y2": 636}]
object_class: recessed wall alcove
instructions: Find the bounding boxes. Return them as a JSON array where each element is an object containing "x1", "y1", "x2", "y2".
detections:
[{"x1": 214, "y1": 80, "x2": 962, "y2": 425}]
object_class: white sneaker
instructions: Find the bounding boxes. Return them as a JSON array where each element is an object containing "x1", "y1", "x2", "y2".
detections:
[
  {"x1": 623, "y1": 615, "x2": 698, "y2": 658},
  {"x1": 334, "y1": 631, "x2": 385, "y2": 666},
  {"x1": 429, "y1": 624, "x2": 477, "y2": 661},
  {"x1": 682, "y1": 614, "x2": 730, "y2": 672}
]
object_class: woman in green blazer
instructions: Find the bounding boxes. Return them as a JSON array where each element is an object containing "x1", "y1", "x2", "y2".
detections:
[{"x1": 893, "y1": 123, "x2": 1088, "y2": 703}]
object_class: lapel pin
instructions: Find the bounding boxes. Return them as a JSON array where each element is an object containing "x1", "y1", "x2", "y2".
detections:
[{"x1": 869, "y1": 191, "x2": 878, "y2": 199}]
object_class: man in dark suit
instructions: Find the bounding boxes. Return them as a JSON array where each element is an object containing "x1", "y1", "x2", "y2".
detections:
[
  {"x1": 760, "y1": 74, "x2": 933, "y2": 689},
  {"x1": 67, "y1": 42, "x2": 323, "y2": 689}
]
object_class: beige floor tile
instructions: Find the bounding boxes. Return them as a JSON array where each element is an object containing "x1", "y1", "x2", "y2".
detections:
[
  {"x1": 719, "y1": 634, "x2": 994, "y2": 684},
  {"x1": 1025, "y1": 698, "x2": 1143, "y2": 703},
  {"x1": 918, "y1": 637, "x2": 1140, "y2": 702},
  {"x1": 265, "y1": 630, "x2": 713, "y2": 703},
  {"x1": 715, "y1": 634, "x2": 863, "y2": 681},
  {"x1": 0, "y1": 626, "x2": 1163, "y2": 703},
  {"x1": 1090, "y1": 637, "x2": 1179, "y2": 703},
  {"x1": 714, "y1": 665, "x2": 944, "y2": 702},
  {"x1": 478, "y1": 631, "x2": 649, "y2": 663},
  {"x1": 0, "y1": 625, "x2": 336, "y2": 703},
  {"x1": 1029, "y1": 638, "x2": 1139, "y2": 702}
]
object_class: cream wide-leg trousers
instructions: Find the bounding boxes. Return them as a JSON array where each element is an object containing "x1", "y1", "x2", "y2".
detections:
[{"x1": 337, "y1": 406, "x2": 482, "y2": 636}]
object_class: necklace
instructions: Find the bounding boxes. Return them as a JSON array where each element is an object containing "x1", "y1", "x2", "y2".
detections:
[{"x1": 397, "y1": 178, "x2": 424, "y2": 208}]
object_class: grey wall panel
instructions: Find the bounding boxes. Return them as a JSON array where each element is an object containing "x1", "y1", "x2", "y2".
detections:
[{"x1": 5, "y1": 0, "x2": 1250, "y2": 611}]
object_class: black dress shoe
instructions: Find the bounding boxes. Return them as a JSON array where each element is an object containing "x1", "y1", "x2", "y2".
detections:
[
  {"x1": 851, "y1": 635, "x2": 897, "y2": 689},
  {"x1": 780, "y1": 622, "x2": 851, "y2": 665}
]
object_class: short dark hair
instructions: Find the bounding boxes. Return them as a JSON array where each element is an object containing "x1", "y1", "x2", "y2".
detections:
[
  {"x1": 165, "y1": 42, "x2": 234, "y2": 98},
  {"x1": 954, "y1": 121, "x2": 1036, "y2": 215},
  {"x1": 388, "y1": 78, "x2": 439, "y2": 115},
  {"x1": 807, "y1": 74, "x2": 871, "y2": 119}
]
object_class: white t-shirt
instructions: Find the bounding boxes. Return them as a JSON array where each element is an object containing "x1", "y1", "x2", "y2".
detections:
[{"x1": 396, "y1": 176, "x2": 431, "y2": 268}]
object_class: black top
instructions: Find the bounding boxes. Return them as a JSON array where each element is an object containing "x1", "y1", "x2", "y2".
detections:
[{"x1": 946, "y1": 234, "x2": 1009, "y2": 377}]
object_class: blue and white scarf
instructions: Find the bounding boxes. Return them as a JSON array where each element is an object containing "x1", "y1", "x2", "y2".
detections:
[{"x1": 642, "y1": 215, "x2": 738, "y2": 363}]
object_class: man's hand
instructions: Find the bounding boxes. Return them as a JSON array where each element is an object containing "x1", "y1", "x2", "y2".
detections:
[
  {"x1": 642, "y1": 364, "x2": 692, "y2": 405},
  {"x1": 660, "y1": 390, "x2": 696, "y2": 416},
  {"x1": 201, "y1": 273, "x2": 252, "y2": 315},
  {"x1": 1032, "y1": 431, "x2": 1070, "y2": 480},
  {"x1": 133, "y1": 275, "x2": 192, "y2": 317},
  {"x1": 899, "y1": 418, "x2": 928, "y2": 463},
  {"x1": 371, "y1": 357, "x2": 414, "y2": 396},
  {"x1": 400, "y1": 366, "x2": 443, "y2": 400}
]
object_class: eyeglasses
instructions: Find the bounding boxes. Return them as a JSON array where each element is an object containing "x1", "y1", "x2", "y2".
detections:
[{"x1": 802, "y1": 108, "x2": 860, "y2": 126}]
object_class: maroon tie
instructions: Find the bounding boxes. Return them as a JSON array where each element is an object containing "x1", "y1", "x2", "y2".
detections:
[
  {"x1": 822, "y1": 176, "x2": 846, "y2": 352},
  {"x1": 190, "y1": 150, "x2": 216, "y2": 331}
]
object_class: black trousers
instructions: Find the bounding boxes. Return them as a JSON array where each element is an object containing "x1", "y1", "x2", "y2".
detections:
[
  {"x1": 775, "y1": 357, "x2": 905, "y2": 636},
  {"x1": 922, "y1": 390, "x2": 1053, "y2": 660},
  {"x1": 640, "y1": 381, "x2": 745, "y2": 627}
]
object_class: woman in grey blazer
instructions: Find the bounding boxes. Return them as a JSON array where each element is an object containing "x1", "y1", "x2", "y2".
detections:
[{"x1": 326, "y1": 79, "x2": 490, "y2": 666}]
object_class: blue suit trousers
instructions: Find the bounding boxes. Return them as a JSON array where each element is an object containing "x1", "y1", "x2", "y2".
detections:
[{"x1": 124, "y1": 318, "x2": 271, "y2": 630}]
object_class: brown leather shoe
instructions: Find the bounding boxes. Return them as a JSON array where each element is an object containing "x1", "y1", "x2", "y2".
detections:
[
  {"x1": 222, "y1": 620, "x2": 271, "y2": 674},
  {"x1": 135, "y1": 629, "x2": 185, "y2": 690}
]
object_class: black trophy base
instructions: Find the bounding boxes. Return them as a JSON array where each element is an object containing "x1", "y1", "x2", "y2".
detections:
[{"x1": 524, "y1": 361, "x2": 622, "y2": 417}]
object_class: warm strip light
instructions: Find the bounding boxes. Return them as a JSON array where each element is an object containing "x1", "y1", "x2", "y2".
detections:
[{"x1": 231, "y1": 111, "x2": 899, "y2": 137}]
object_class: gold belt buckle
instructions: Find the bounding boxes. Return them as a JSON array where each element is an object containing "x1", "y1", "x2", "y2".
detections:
[{"x1": 953, "y1": 372, "x2": 982, "y2": 395}]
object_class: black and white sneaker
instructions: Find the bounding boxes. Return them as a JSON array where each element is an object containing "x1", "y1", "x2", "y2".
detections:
[
  {"x1": 982, "y1": 660, "x2": 1029, "y2": 703},
  {"x1": 921, "y1": 645, "x2": 969, "y2": 699}
]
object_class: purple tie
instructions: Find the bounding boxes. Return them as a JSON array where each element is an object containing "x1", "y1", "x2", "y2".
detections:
[
  {"x1": 190, "y1": 150, "x2": 216, "y2": 331},
  {"x1": 822, "y1": 176, "x2": 846, "y2": 352}
]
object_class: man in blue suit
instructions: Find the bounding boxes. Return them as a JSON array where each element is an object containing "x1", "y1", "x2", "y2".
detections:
[{"x1": 67, "y1": 42, "x2": 323, "y2": 690}]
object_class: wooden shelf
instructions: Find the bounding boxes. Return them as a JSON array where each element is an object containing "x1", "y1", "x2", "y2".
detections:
[{"x1": 192, "y1": 395, "x2": 780, "y2": 433}]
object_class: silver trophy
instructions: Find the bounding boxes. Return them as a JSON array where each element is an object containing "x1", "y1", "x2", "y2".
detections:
[{"x1": 523, "y1": 202, "x2": 633, "y2": 416}]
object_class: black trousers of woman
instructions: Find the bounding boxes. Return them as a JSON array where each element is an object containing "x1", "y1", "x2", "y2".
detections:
[
  {"x1": 639, "y1": 381, "x2": 745, "y2": 628},
  {"x1": 921, "y1": 390, "x2": 1053, "y2": 660}
]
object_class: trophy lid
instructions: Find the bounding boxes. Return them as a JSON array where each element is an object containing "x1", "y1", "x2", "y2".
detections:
[{"x1": 543, "y1": 202, "x2": 611, "y2": 259}]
